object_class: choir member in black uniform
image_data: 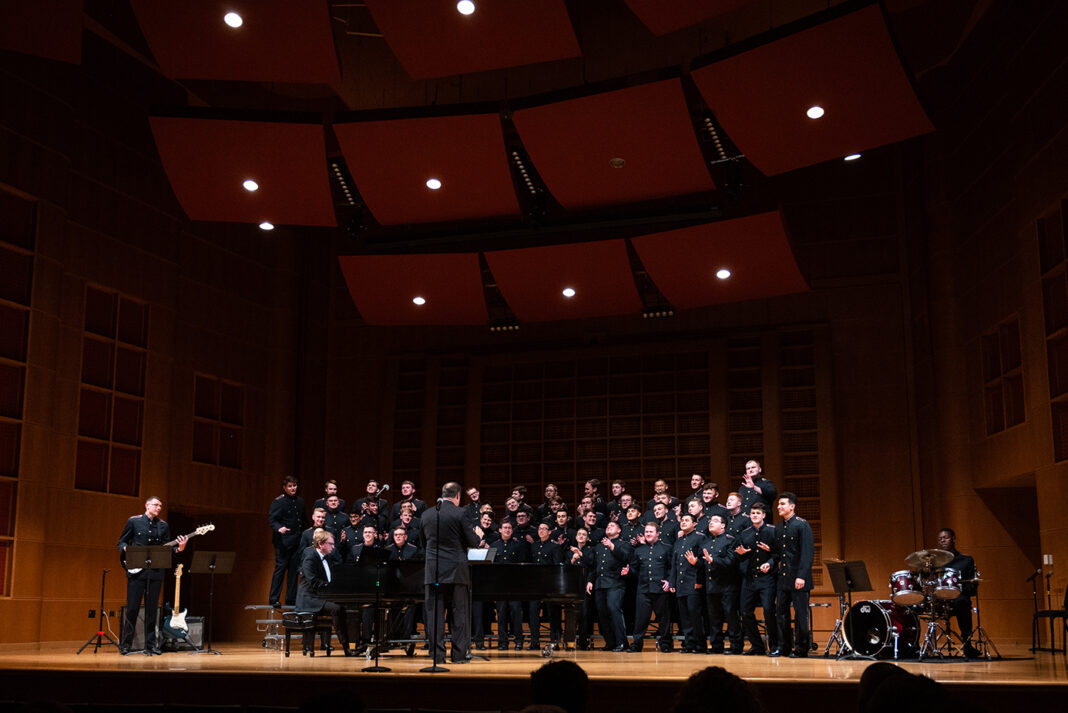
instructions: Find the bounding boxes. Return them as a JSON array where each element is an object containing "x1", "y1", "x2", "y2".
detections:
[
  {"x1": 579, "y1": 509, "x2": 605, "y2": 542},
  {"x1": 683, "y1": 473, "x2": 705, "y2": 504},
  {"x1": 391, "y1": 505, "x2": 423, "y2": 548},
  {"x1": 773, "y1": 493, "x2": 814, "y2": 657},
  {"x1": 313, "y1": 480, "x2": 346, "y2": 513},
  {"x1": 117, "y1": 496, "x2": 187, "y2": 654},
  {"x1": 586, "y1": 521, "x2": 631, "y2": 651},
  {"x1": 298, "y1": 508, "x2": 327, "y2": 554},
  {"x1": 322, "y1": 494, "x2": 348, "y2": 541},
  {"x1": 646, "y1": 479, "x2": 679, "y2": 513},
  {"x1": 686, "y1": 498, "x2": 710, "y2": 534},
  {"x1": 529, "y1": 521, "x2": 564, "y2": 647},
  {"x1": 619, "y1": 503, "x2": 645, "y2": 545},
  {"x1": 628, "y1": 522, "x2": 673, "y2": 652},
  {"x1": 550, "y1": 509, "x2": 577, "y2": 548},
  {"x1": 390, "y1": 480, "x2": 427, "y2": 521},
  {"x1": 385, "y1": 526, "x2": 422, "y2": 646},
  {"x1": 463, "y1": 486, "x2": 483, "y2": 524},
  {"x1": 671, "y1": 513, "x2": 706, "y2": 653},
  {"x1": 700, "y1": 483, "x2": 730, "y2": 522},
  {"x1": 513, "y1": 509, "x2": 536, "y2": 541},
  {"x1": 296, "y1": 530, "x2": 354, "y2": 655},
  {"x1": 702, "y1": 513, "x2": 742, "y2": 654},
  {"x1": 344, "y1": 524, "x2": 383, "y2": 651},
  {"x1": 739, "y1": 459, "x2": 777, "y2": 515},
  {"x1": 937, "y1": 528, "x2": 980, "y2": 658},
  {"x1": 355, "y1": 499, "x2": 388, "y2": 542},
  {"x1": 477, "y1": 511, "x2": 499, "y2": 545},
  {"x1": 569, "y1": 527, "x2": 596, "y2": 650},
  {"x1": 535, "y1": 483, "x2": 560, "y2": 523},
  {"x1": 735, "y1": 501, "x2": 778, "y2": 655},
  {"x1": 646, "y1": 502, "x2": 679, "y2": 542},
  {"x1": 605, "y1": 480, "x2": 627, "y2": 519},
  {"x1": 583, "y1": 478, "x2": 608, "y2": 516},
  {"x1": 724, "y1": 492, "x2": 749, "y2": 535},
  {"x1": 268, "y1": 476, "x2": 306, "y2": 607},
  {"x1": 352, "y1": 479, "x2": 389, "y2": 517},
  {"x1": 491, "y1": 520, "x2": 530, "y2": 649}
]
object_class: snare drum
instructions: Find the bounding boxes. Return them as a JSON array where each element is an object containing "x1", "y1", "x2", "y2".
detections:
[
  {"x1": 843, "y1": 600, "x2": 920, "y2": 659},
  {"x1": 933, "y1": 567, "x2": 961, "y2": 599},
  {"x1": 889, "y1": 569, "x2": 925, "y2": 606}
]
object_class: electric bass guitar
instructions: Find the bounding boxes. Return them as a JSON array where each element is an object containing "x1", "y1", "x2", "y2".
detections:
[
  {"x1": 121, "y1": 523, "x2": 215, "y2": 574},
  {"x1": 162, "y1": 564, "x2": 189, "y2": 639}
]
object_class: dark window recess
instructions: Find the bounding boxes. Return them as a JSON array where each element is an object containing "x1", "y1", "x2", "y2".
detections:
[
  {"x1": 0, "y1": 303, "x2": 30, "y2": 362},
  {"x1": 0, "y1": 421, "x2": 20, "y2": 478},
  {"x1": 0, "y1": 246, "x2": 33, "y2": 305},
  {"x1": 0, "y1": 363, "x2": 25, "y2": 419},
  {"x1": 982, "y1": 318, "x2": 1025, "y2": 435},
  {"x1": 193, "y1": 374, "x2": 245, "y2": 468}
]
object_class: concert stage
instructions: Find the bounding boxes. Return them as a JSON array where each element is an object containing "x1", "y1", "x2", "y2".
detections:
[{"x1": 0, "y1": 642, "x2": 1064, "y2": 712}]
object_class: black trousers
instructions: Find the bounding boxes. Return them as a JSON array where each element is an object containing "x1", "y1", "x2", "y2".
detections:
[
  {"x1": 706, "y1": 587, "x2": 741, "y2": 652},
  {"x1": 775, "y1": 587, "x2": 810, "y2": 655},
  {"x1": 426, "y1": 582, "x2": 469, "y2": 663},
  {"x1": 496, "y1": 600, "x2": 523, "y2": 643},
  {"x1": 122, "y1": 573, "x2": 163, "y2": 650},
  {"x1": 632, "y1": 591, "x2": 672, "y2": 650},
  {"x1": 317, "y1": 600, "x2": 348, "y2": 649},
  {"x1": 528, "y1": 601, "x2": 561, "y2": 643},
  {"x1": 741, "y1": 579, "x2": 778, "y2": 652},
  {"x1": 676, "y1": 592, "x2": 706, "y2": 651},
  {"x1": 949, "y1": 596, "x2": 973, "y2": 642},
  {"x1": 270, "y1": 544, "x2": 301, "y2": 605},
  {"x1": 346, "y1": 605, "x2": 375, "y2": 644},
  {"x1": 594, "y1": 587, "x2": 627, "y2": 649}
]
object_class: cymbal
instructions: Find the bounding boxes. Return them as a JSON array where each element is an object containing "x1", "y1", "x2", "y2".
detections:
[
  {"x1": 905, "y1": 548, "x2": 954, "y2": 568},
  {"x1": 962, "y1": 577, "x2": 986, "y2": 583}
]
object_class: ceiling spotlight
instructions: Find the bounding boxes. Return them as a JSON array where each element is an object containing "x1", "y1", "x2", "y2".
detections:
[
  {"x1": 609, "y1": 157, "x2": 626, "y2": 169},
  {"x1": 223, "y1": 12, "x2": 243, "y2": 28},
  {"x1": 426, "y1": 178, "x2": 442, "y2": 190},
  {"x1": 562, "y1": 287, "x2": 576, "y2": 298},
  {"x1": 806, "y1": 105, "x2": 825, "y2": 119},
  {"x1": 716, "y1": 268, "x2": 731, "y2": 280},
  {"x1": 258, "y1": 221, "x2": 274, "y2": 231},
  {"x1": 412, "y1": 296, "x2": 426, "y2": 306},
  {"x1": 456, "y1": 1, "x2": 475, "y2": 15},
  {"x1": 242, "y1": 179, "x2": 259, "y2": 192},
  {"x1": 844, "y1": 153, "x2": 862, "y2": 161}
]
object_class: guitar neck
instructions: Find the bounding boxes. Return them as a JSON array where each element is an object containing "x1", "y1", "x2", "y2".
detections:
[{"x1": 173, "y1": 576, "x2": 181, "y2": 615}]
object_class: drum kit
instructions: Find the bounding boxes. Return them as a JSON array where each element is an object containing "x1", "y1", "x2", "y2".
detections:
[{"x1": 840, "y1": 548, "x2": 993, "y2": 660}]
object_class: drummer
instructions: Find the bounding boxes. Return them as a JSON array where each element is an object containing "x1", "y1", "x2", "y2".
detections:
[{"x1": 937, "y1": 528, "x2": 979, "y2": 659}]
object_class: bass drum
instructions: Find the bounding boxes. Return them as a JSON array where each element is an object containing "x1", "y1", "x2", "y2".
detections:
[{"x1": 843, "y1": 600, "x2": 920, "y2": 659}]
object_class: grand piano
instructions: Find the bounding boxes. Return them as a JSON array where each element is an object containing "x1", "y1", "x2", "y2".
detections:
[{"x1": 320, "y1": 559, "x2": 587, "y2": 649}]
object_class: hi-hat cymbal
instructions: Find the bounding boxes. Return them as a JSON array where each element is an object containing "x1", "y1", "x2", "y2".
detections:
[{"x1": 904, "y1": 548, "x2": 954, "y2": 568}]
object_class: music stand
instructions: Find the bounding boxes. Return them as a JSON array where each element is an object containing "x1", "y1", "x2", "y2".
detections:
[
  {"x1": 826, "y1": 560, "x2": 876, "y2": 660},
  {"x1": 187, "y1": 551, "x2": 234, "y2": 655}
]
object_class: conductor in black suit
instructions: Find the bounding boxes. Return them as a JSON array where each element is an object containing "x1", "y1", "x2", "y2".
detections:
[
  {"x1": 296, "y1": 530, "x2": 354, "y2": 655},
  {"x1": 421, "y1": 481, "x2": 483, "y2": 664}
]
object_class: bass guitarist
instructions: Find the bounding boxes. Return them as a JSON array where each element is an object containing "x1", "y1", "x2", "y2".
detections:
[{"x1": 117, "y1": 496, "x2": 187, "y2": 655}]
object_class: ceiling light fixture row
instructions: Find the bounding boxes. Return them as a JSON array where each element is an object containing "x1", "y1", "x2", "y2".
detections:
[
  {"x1": 330, "y1": 161, "x2": 356, "y2": 205},
  {"x1": 702, "y1": 117, "x2": 727, "y2": 161},
  {"x1": 642, "y1": 309, "x2": 675, "y2": 319},
  {"x1": 489, "y1": 323, "x2": 520, "y2": 333},
  {"x1": 510, "y1": 151, "x2": 538, "y2": 196}
]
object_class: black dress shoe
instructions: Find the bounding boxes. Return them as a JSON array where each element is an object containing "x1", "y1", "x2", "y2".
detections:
[
  {"x1": 610, "y1": 645, "x2": 625, "y2": 652},
  {"x1": 497, "y1": 641, "x2": 508, "y2": 650},
  {"x1": 343, "y1": 647, "x2": 357, "y2": 657},
  {"x1": 680, "y1": 647, "x2": 695, "y2": 653},
  {"x1": 119, "y1": 647, "x2": 131, "y2": 656},
  {"x1": 742, "y1": 649, "x2": 765, "y2": 656},
  {"x1": 709, "y1": 649, "x2": 725, "y2": 654},
  {"x1": 474, "y1": 641, "x2": 485, "y2": 650},
  {"x1": 450, "y1": 658, "x2": 470, "y2": 664},
  {"x1": 270, "y1": 601, "x2": 282, "y2": 609},
  {"x1": 626, "y1": 645, "x2": 642, "y2": 653},
  {"x1": 767, "y1": 649, "x2": 781, "y2": 656}
]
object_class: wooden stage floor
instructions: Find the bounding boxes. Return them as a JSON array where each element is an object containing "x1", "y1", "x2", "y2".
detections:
[{"x1": 1, "y1": 641, "x2": 1065, "y2": 711}]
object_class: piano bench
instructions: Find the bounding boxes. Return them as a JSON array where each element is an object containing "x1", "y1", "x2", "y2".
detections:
[{"x1": 281, "y1": 611, "x2": 334, "y2": 657}]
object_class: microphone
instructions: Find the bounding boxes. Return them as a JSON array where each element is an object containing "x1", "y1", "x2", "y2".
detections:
[
  {"x1": 379, "y1": 483, "x2": 390, "y2": 493},
  {"x1": 1026, "y1": 568, "x2": 1042, "y2": 582},
  {"x1": 436, "y1": 497, "x2": 444, "y2": 510}
]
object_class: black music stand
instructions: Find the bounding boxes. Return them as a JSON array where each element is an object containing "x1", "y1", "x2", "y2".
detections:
[
  {"x1": 188, "y1": 551, "x2": 234, "y2": 655},
  {"x1": 826, "y1": 560, "x2": 876, "y2": 661},
  {"x1": 114, "y1": 546, "x2": 172, "y2": 653},
  {"x1": 78, "y1": 568, "x2": 119, "y2": 654}
]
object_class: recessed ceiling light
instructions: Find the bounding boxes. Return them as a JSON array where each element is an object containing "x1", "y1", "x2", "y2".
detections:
[
  {"x1": 223, "y1": 12, "x2": 243, "y2": 28},
  {"x1": 716, "y1": 268, "x2": 731, "y2": 280},
  {"x1": 562, "y1": 287, "x2": 576, "y2": 298},
  {"x1": 844, "y1": 153, "x2": 861, "y2": 161},
  {"x1": 426, "y1": 178, "x2": 442, "y2": 190},
  {"x1": 806, "y1": 105, "x2": 825, "y2": 119},
  {"x1": 609, "y1": 157, "x2": 626, "y2": 169},
  {"x1": 243, "y1": 179, "x2": 259, "y2": 192},
  {"x1": 412, "y1": 296, "x2": 426, "y2": 306},
  {"x1": 258, "y1": 221, "x2": 274, "y2": 231},
  {"x1": 456, "y1": 1, "x2": 475, "y2": 15}
]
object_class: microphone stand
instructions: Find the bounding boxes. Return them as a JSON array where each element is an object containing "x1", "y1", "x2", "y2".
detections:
[
  {"x1": 1029, "y1": 568, "x2": 1041, "y2": 652},
  {"x1": 421, "y1": 499, "x2": 448, "y2": 673},
  {"x1": 78, "y1": 569, "x2": 119, "y2": 654}
]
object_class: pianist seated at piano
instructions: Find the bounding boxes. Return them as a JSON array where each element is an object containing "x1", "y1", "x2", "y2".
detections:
[{"x1": 297, "y1": 530, "x2": 355, "y2": 656}]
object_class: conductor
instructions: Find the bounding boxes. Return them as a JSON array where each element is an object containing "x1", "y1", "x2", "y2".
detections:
[{"x1": 422, "y1": 481, "x2": 483, "y2": 664}]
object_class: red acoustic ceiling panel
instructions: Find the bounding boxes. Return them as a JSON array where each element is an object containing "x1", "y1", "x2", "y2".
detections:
[
  {"x1": 486, "y1": 240, "x2": 641, "y2": 323},
  {"x1": 131, "y1": 0, "x2": 339, "y2": 83},
  {"x1": 365, "y1": 0, "x2": 580, "y2": 80},
  {"x1": 149, "y1": 118, "x2": 336, "y2": 226},
  {"x1": 0, "y1": 0, "x2": 82, "y2": 64},
  {"x1": 335, "y1": 114, "x2": 520, "y2": 226},
  {"x1": 512, "y1": 80, "x2": 716, "y2": 212},
  {"x1": 691, "y1": 5, "x2": 933, "y2": 176},
  {"x1": 338, "y1": 254, "x2": 487, "y2": 326},
  {"x1": 631, "y1": 211, "x2": 807, "y2": 308},
  {"x1": 623, "y1": 0, "x2": 752, "y2": 36}
]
